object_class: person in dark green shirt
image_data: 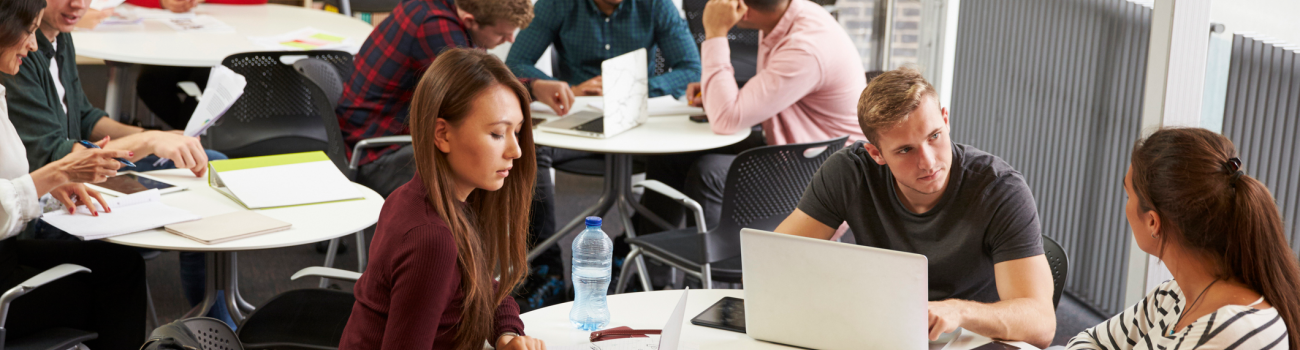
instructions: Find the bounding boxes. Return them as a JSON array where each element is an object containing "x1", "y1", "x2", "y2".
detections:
[
  {"x1": 505, "y1": 0, "x2": 699, "y2": 98},
  {"x1": 1, "y1": 0, "x2": 233, "y2": 328}
]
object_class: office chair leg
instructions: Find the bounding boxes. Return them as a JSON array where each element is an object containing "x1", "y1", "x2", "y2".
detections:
[
  {"x1": 614, "y1": 249, "x2": 641, "y2": 294},
  {"x1": 634, "y1": 254, "x2": 652, "y2": 292},
  {"x1": 320, "y1": 238, "x2": 341, "y2": 288},
  {"x1": 669, "y1": 268, "x2": 683, "y2": 289},
  {"x1": 355, "y1": 231, "x2": 368, "y2": 272},
  {"x1": 701, "y1": 263, "x2": 712, "y2": 289}
]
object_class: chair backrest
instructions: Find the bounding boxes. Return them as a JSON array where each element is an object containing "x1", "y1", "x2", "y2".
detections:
[
  {"x1": 293, "y1": 58, "x2": 349, "y2": 109},
  {"x1": 1042, "y1": 234, "x2": 1069, "y2": 309},
  {"x1": 203, "y1": 51, "x2": 353, "y2": 161},
  {"x1": 181, "y1": 317, "x2": 244, "y2": 350},
  {"x1": 704, "y1": 136, "x2": 849, "y2": 262},
  {"x1": 682, "y1": 0, "x2": 759, "y2": 85}
]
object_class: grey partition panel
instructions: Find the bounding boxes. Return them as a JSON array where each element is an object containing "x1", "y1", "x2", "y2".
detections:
[
  {"x1": 949, "y1": 0, "x2": 1151, "y2": 316},
  {"x1": 1221, "y1": 35, "x2": 1300, "y2": 253}
]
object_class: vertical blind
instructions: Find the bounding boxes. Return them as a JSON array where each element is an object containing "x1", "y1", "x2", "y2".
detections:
[{"x1": 949, "y1": 0, "x2": 1152, "y2": 316}]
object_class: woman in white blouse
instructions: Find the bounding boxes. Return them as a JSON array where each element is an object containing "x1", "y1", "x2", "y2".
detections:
[
  {"x1": 0, "y1": 0, "x2": 148, "y2": 347},
  {"x1": 1067, "y1": 128, "x2": 1300, "y2": 350}
]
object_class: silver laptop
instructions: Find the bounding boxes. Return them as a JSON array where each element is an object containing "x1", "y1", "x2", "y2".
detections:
[
  {"x1": 539, "y1": 48, "x2": 649, "y2": 138},
  {"x1": 740, "y1": 228, "x2": 930, "y2": 350}
]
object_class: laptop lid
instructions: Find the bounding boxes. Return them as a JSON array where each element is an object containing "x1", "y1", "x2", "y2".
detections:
[
  {"x1": 740, "y1": 228, "x2": 929, "y2": 350},
  {"x1": 600, "y1": 48, "x2": 649, "y2": 137}
]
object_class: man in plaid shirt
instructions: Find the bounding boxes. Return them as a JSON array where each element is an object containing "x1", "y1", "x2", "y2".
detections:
[{"x1": 338, "y1": 0, "x2": 573, "y2": 198}]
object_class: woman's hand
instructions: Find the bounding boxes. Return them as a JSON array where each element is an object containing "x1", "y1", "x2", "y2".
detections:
[
  {"x1": 57, "y1": 137, "x2": 132, "y2": 183},
  {"x1": 496, "y1": 334, "x2": 546, "y2": 350},
  {"x1": 50, "y1": 184, "x2": 112, "y2": 216}
]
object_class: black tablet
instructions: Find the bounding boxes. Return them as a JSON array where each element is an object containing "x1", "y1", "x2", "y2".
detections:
[{"x1": 690, "y1": 296, "x2": 746, "y2": 333}]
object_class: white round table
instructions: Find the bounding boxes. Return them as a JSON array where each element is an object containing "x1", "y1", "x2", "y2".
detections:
[
  {"x1": 70, "y1": 3, "x2": 375, "y2": 121},
  {"x1": 520, "y1": 289, "x2": 1041, "y2": 350},
  {"x1": 529, "y1": 97, "x2": 751, "y2": 291},
  {"x1": 103, "y1": 168, "x2": 384, "y2": 323}
]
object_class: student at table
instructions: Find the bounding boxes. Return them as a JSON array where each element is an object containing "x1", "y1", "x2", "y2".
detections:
[
  {"x1": 774, "y1": 68, "x2": 1056, "y2": 348},
  {"x1": 0, "y1": 0, "x2": 146, "y2": 346},
  {"x1": 2, "y1": 0, "x2": 232, "y2": 326},
  {"x1": 1065, "y1": 128, "x2": 1300, "y2": 350},
  {"x1": 642, "y1": 0, "x2": 865, "y2": 230},
  {"x1": 125, "y1": 0, "x2": 267, "y2": 130},
  {"x1": 339, "y1": 48, "x2": 544, "y2": 350},
  {"x1": 504, "y1": 0, "x2": 700, "y2": 98}
]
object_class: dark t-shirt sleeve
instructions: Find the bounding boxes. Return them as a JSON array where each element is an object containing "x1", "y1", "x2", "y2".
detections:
[
  {"x1": 982, "y1": 174, "x2": 1044, "y2": 264},
  {"x1": 796, "y1": 150, "x2": 857, "y2": 229},
  {"x1": 381, "y1": 225, "x2": 459, "y2": 349}
]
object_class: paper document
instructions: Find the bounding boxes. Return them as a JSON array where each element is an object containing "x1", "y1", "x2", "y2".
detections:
[
  {"x1": 249, "y1": 28, "x2": 361, "y2": 53},
  {"x1": 40, "y1": 190, "x2": 200, "y2": 241},
  {"x1": 162, "y1": 15, "x2": 233, "y2": 33},
  {"x1": 531, "y1": 101, "x2": 567, "y2": 116},
  {"x1": 119, "y1": 5, "x2": 196, "y2": 20},
  {"x1": 209, "y1": 153, "x2": 363, "y2": 209},
  {"x1": 589, "y1": 96, "x2": 703, "y2": 116},
  {"x1": 89, "y1": 0, "x2": 125, "y2": 10},
  {"x1": 184, "y1": 66, "x2": 246, "y2": 137}
]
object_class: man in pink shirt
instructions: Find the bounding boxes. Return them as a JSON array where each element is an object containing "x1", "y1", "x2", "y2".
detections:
[{"x1": 642, "y1": 0, "x2": 865, "y2": 230}]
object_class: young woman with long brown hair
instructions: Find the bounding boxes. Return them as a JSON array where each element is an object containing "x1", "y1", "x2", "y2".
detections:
[
  {"x1": 1067, "y1": 127, "x2": 1300, "y2": 349},
  {"x1": 338, "y1": 48, "x2": 545, "y2": 350}
]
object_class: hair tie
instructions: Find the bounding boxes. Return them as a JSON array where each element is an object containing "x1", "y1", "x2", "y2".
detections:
[
  {"x1": 1226, "y1": 157, "x2": 1242, "y2": 172},
  {"x1": 1232, "y1": 170, "x2": 1245, "y2": 183}
]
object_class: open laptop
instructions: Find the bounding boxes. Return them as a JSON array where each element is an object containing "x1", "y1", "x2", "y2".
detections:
[
  {"x1": 539, "y1": 48, "x2": 649, "y2": 138},
  {"x1": 740, "y1": 228, "x2": 930, "y2": 350}
]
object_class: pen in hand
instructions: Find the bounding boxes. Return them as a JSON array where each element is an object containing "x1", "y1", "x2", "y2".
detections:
[{"x1": 77, "y1": 140, "x2": 137, "y2": 168}]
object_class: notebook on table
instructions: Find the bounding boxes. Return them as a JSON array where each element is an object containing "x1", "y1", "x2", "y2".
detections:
[
  {"x1": 208, "y1": 151, "x2": 363, "y2": 209},
  {"x1": 165, "y1": 211, "x2": 292, "y2": 245},
  {"x1": 40, "y1": 189, "x2": 200, "y2": 240}
]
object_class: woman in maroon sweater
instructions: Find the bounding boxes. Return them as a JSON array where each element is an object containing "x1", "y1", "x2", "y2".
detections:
[{"x1": 338, "y1": 48, "x2": 546, "y2": 350}]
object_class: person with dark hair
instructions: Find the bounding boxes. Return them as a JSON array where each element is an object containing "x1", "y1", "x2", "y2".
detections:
[
  {"x1": 0, "y1": 0, "x2": 147, "y2": 347},
  {"x1": 338, "y1": 48, "x2": 544, "y2": 350},
  {"x1": 3, "y1": 0, "x2": 233, "y2": 327},
  {"x1": 642, "y1": 0, "x2": 866, "y2": 230},
  {"x1": 1066, "y1": 127, "x2": 1300, "y2": 349},
  {"x1": 505, "y1": 0, "x2": 700, "y2": 99},
  {"x1": 775, "y1": 68, "x2": 1056, "y2": 347}
]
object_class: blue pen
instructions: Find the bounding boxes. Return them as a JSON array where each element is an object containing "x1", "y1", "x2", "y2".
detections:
[{"x1": 77, "y1": 140, "x2": 137, "y2": 167}]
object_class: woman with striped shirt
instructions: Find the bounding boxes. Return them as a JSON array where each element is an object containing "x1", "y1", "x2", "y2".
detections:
[{"x1": 1067, "y1": 128, "x2": 1300, "y2": 350}]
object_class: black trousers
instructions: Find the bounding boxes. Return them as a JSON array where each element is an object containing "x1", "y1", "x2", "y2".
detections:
[
  {"x1": 136, "y1": 65, "x2": 211, "y2": 130},
  {"x1": 0, "y1": 238, "x2": 147, "y2": 349}
]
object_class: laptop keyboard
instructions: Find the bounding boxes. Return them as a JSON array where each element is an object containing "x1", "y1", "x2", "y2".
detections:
[{"x1": 574, "y1": 117, "x2": 604, "y2": 133}]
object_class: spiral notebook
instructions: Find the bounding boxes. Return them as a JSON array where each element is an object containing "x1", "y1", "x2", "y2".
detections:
[{"x1": 165, "y1": 211, "x2": 291, "y2": 245}]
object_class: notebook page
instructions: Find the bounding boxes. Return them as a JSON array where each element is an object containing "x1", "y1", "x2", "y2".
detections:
[
  {"x1": 216, "y1": 160, "x2": 362, "y2": 209},
  {"x1": 41, "y1": 190, "x2": 200, "y2": 240}
]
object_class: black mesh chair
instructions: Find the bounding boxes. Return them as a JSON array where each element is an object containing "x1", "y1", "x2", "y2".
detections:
[
  {"x1": 615, "y1": 136, "x2": 847, "y2": 292},
  {"x1": 181, "y1": 317, "x2": 243, "y2": 350},
  {"x1": 683, "y1": 0, "x2": 759, "y2": 86},
  {"x1": 293, "y1": 58, "x2": 353, "y2": 110},
  {"x1": 236, "y1": 268, "x2": 360, "y2": 350},
  {"x1": 1043, "y1": 235, "x2": 1069, "y2": 309},
  {"x1": 0, "y1": 264, "x2": 96, "y2": 350}
]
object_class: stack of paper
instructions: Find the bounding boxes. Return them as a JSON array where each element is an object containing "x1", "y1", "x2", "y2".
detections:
[
  {"x1": 184, "y1": 65, "x2": 246, "y2": 137},
  {"x1": 41, "y1": 190, "x2": 200, "y2": 240},
  {"x1": 209, "y1": 151, "x2": 363, "y2": 209},
  {"x1": 165, "y1": 211, "x2": 291, "y2": 245},
  {"x1": 249, "y1": 28, "x2": 361, "y2": 54},
  {"x1": 161, "y1": 15, "x2": 234, "y2": 33}
]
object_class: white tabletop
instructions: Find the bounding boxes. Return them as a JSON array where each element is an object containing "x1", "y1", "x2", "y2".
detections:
[
  {"x1": 71, "y1": 4, "x2": 374, "y2": 67},
  {"x1": 520, "y1": 289, "x2": 1041, "y2": 350},
  {"x1": 102, "y1": 169, "x2": 384, "y2": 252},
  {"x1": 533, "y1": 97, "x2": 751, "y2": 154}
]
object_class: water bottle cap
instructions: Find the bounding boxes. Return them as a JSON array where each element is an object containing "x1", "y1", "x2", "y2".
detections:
[{"x1": 585, "y1": 216, "x2": 602, "y2": 227}]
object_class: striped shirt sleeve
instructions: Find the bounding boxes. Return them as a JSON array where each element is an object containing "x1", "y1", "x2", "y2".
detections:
[{"x1": 1066, "y1": 281, "x2": 1172, "y2": 350}]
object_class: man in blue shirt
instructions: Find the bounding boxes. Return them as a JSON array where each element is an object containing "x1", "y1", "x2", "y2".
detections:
[{"x1": 506, "y1": 0, "x2": 700, "y2": 98}]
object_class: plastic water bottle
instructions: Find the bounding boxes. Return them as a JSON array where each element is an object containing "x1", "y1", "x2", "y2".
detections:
[{"x1": 570, "y1": 216, "x2": 612, "y2": 331}]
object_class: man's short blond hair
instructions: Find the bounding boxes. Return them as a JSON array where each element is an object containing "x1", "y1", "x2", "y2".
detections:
[
  {"x1": 458, "y1": 0, "x2": 534, "y2": 29},
  {"x1": 857, "y1": 67, "x2": 938, "y2": 144}
]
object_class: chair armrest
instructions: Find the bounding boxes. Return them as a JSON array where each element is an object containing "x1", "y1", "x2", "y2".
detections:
[
  {"x1": 178, "y1": 81, "x2": 203, "y2": 101},
  {"x1": 633, "y1": 180, "x2": 706, "y2": 234},
  {"x1": 0, "y1": 264, "x2": 90, "y2": 327},
  {"x1": 291, "y1": 267, "x2": 362, "y2": 282},
  {"x1": 348, "y1": 135, "x2": 414, "y2": 170}
]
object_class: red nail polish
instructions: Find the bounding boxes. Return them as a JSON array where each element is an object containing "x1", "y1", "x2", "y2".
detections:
[{"x1": 129, "y1": 152, "x2": 134, "y2": 157}]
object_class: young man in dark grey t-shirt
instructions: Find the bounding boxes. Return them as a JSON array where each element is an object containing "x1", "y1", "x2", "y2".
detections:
[{"x1": 775, "y1": 68, "x2": 1056, "y2": 348}]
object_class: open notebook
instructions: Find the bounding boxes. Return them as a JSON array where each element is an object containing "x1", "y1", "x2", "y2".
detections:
[
  {"x1": 165, "y1": 211, "x2": 291, "y2": 245},
  {"x1": 41, "y1": 189, "x2": 200, "y2": 240}
]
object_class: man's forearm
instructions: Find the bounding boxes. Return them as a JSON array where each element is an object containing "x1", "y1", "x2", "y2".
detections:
[
  {"x1": 89, "y1": 116, "x2": 144, "y2": 140},
  {"x1": 90, "y1": 117, "x2": 156, "y2": 161},
  {"x1": 946, "y1": 298, "x2": 1055, "y2": 348}
]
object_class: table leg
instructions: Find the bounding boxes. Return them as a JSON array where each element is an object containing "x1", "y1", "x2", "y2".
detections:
[
  {"x1": 527, "y1": 153, "x2": 619, "y2": 262},
  {"x1": 609, "y1": 154, "x2": 652, "y2": 292},
  {"x1": 320, "y1": 238, "x2": 341, "y2": 288},
  {"x1": 230, "y1": 252, "x2": 256, "y2": 314},
  {"x1": 181, "y1": 252, "x2": 219, "y2": 319},
  {"x1": 220, "y1": 252, "x2": 247, "y2": 323},
  {"x1": 104, "y1": 61, "x2": 139, "y2": 123}
]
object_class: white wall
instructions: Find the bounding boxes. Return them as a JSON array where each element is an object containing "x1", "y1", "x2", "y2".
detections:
[{"x1": 1210, "y1": 0, "x2": 1300, "y2": 45}]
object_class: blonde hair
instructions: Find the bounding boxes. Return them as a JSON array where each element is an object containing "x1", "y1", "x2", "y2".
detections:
[
  {"x1": 457, "y1": 0, "x2": 534, "y2": 29},
  {"x1": 856, "y1": 67, "x2": 938, "y2": 144}
]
